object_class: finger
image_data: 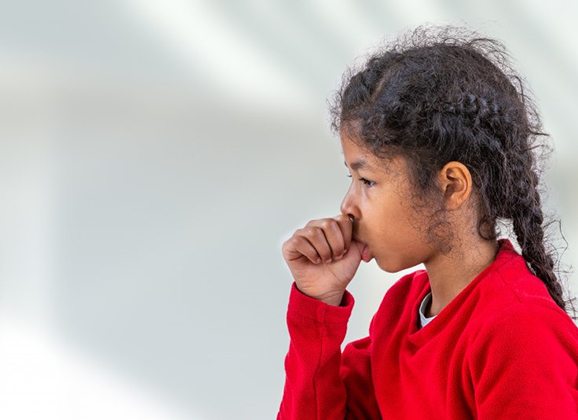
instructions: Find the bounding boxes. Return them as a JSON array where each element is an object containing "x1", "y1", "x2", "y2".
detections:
[
  {"x1": 283, "y1": 236, "x2": 321, "y2": 264},
  {"x1": 302, "y1": 226, "x2": 333, "y2": 263},
  {"x1": 293, "y1": 235, "x2": 323, "y2": 263},
  {"x1": 334, "y1": 214, "x2": 353, "y2": 253},
  {"x1": 319, "y1": 218, "x2": 346, "y2": 259}
]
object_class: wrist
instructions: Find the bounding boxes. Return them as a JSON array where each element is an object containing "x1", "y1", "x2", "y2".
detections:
[
  {"x1": 294, "y1": 284, "x2": 346, "y2": 306},
  {"x1": 320, "y1": 292, "x2": 346, "y2": 306}
]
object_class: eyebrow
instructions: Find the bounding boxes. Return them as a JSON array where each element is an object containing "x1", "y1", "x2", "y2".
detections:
[{"x1": 344, "y1": 159, "x2": 372, "y2": 171}]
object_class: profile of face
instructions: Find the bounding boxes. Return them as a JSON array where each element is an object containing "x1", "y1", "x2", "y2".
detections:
[{"x1": 340, "y1": 133, "x2": 436, "y2": 273}]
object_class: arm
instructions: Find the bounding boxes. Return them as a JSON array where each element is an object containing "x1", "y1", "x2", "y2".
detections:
[
  {"x1": 277, "y1": 282, "x2": 381, "y2": 420},
  {"x1": 469, "y1": 305, "x2": 578, "y2": 419},
  {"x1": 340, "y1": 333, "x2": 382, "y2": 419}
]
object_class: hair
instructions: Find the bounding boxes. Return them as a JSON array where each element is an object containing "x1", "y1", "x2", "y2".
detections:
[{"x1": 329, "y1": 25, "x2": 577, "y2": 321}]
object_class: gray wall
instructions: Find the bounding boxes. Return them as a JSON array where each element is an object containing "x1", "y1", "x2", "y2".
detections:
[{"x1": 0, "y1": 1, "x2": 577, "y2": 419}]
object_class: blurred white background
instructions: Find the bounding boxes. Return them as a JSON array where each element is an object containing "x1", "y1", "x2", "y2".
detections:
[{"x1": 0, "y1": 1, "x2": 577, "y2": 419}]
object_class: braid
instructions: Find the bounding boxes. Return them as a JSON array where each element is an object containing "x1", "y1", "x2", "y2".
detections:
[{"x1": 509, "y1": 166, "x2": 578, "y2": 319}]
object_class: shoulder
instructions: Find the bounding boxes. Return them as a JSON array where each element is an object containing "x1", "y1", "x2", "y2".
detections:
[
  {"x1": 489, "y1": 299, "x2": 576, "y2": 332},
  {"x1": 469, "y1": 299, "x2": 578, "y2": 361},
  {"x1": 470, "y1": 251, "x2": 570, "y2": 325},
  {"x1": 494, "y1": 252, "x2": 563, "y2": 307},
  {"x1": 466, "y1": 246, "x2": 578, "y2": 353},
  {"x1": 467, "y1": 297, "x2": 578, "y2": 417},
  {"x1": 475, "y1": 251, "x2": 578, "y2": 334}
]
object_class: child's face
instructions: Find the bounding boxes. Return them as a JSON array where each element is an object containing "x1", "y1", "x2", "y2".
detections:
[{"x1": 340, "y1": 133, "x2": 434, "y2": 272}]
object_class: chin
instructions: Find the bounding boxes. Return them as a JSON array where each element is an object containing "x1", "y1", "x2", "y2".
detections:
[
  {"x1": 375, "y1": 256, "x2": 410, "y2": 274},
  {"x1": 375, "y1": 257, "x2": 394, "y2": 273}
]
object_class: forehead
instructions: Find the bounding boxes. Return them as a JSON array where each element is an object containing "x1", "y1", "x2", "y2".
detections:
[
  {"x1": 340, "y1": 134, "x2": 374, "y2": 163},
  {"x1": 340, "y1": 133, "x2": 403, "y2": 176}
]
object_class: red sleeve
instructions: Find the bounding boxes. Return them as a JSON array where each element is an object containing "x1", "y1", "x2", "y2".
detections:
[
  {"x1": 468, "y1": 305, "x2": 578, "y2": 419},
  {"x1": 277, "y1": 282, "x2": 381, "y2": 420}
]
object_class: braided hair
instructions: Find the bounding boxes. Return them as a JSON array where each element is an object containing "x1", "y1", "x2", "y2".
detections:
[{"x1": 329, "y1": 25, "x2": 577, "y2": 320}]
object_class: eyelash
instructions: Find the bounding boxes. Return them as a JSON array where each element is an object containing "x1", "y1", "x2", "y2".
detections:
[{"x1": 346, "y1": 174, "x2": 375, "y2": 187}]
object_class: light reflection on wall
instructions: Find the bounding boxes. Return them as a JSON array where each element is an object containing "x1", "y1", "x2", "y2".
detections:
[{"x1": 0, "y1": 2, "x2": 576, "y2": 419}]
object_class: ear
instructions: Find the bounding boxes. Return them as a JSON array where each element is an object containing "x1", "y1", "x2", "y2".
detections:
[{"x1": 437, "y1": 161, "x2": 472, "y2": 210}]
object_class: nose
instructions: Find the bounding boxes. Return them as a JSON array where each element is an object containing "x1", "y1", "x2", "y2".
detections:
[{"x1": 340, "y1": 186, "x2": 359, "y2": 222}]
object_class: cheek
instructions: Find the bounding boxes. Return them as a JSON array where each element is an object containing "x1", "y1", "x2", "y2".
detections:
[
  {"x1": 376, "y1": 202, "x2": 415, "y2": 235},
  {"x1": 370, "y1": 207, "x2": 428, "y2": 253}
]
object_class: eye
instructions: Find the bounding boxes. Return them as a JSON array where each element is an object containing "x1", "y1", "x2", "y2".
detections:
[{"x1": 346, "y1": 174, "x2": 375, "y2": 187}]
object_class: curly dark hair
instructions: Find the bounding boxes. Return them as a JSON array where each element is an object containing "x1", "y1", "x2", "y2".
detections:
[{"x1": 329, "y1": 25, "x2": 577, "y2": 320}]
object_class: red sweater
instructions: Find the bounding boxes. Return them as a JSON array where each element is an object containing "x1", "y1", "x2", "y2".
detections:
[{"x1": 277, "y1": 238, "x2": 578, "y2": 419}]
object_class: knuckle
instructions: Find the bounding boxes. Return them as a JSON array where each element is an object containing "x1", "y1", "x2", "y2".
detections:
[
  {"x1": 281, "y1": 240, "x2": 293, "y2": 254},
  {"x1": 331, "y1": 221, "x2": 342, "y2": 233},
  {"x1": 300, "y1": 227, "x2": 311, "y2": 236},
  {"x1": 309, "y1": 226, "x2": 322, "y2": 237}
]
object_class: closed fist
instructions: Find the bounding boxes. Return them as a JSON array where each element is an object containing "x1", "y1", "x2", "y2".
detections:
[{"x1": 281, "y1": 214, "x2": 370, "y2": 305}]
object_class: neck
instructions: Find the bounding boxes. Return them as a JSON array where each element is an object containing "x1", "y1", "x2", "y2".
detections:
[{"x1": 424, "y1": 238, "x2": 499, "y2": 317}]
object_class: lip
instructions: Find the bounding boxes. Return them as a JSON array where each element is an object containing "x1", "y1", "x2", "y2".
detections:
[
  {"x1": 362, "y1": 245, "x2": 372, "y2": 262},
  {"x1": 353, "y1": 228, "x2": 373, "y2": 262},
  {"x1": 359, "y1": 241, "x2": 372, "y2": 262}
]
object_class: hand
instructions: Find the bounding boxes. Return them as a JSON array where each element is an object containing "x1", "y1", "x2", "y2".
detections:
[{"x1": 281, "y1": 214, "x2": 366, "y2": 305}]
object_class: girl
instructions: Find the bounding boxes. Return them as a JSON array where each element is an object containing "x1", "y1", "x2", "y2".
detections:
[{"x1": 277, "y1": 25, "x2": 578, "y2": 419}]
